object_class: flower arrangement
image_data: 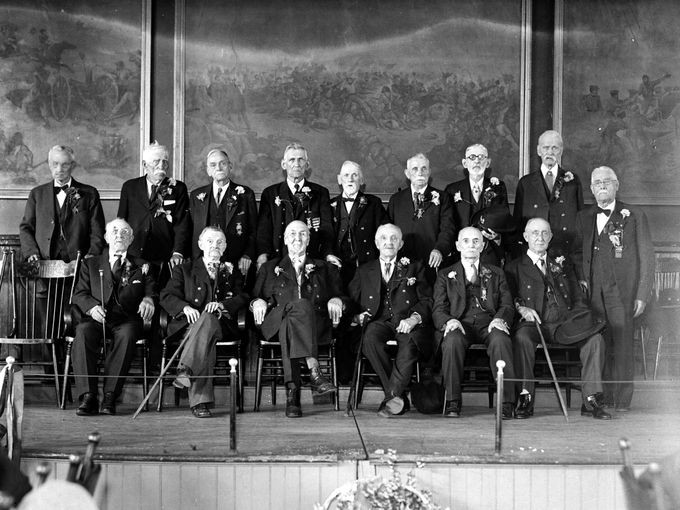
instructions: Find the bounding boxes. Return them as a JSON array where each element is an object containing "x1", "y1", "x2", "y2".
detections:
[
  {"x1": 315, "y1": 450, "x2": 446, "y2": 510},
  {"x1": 604, "y1": 215, "x2": 627, "y2": 258}
]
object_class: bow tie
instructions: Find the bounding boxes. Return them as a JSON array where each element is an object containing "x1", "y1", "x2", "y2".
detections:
[
  {"x1": 54, "y1": 185, "x2": 69, "y2": 194},
  {"x1": 596, "y1": 207, "x2": 612, "y2": 217},
  {"x1": 342, "y1": 197, "x2": 356, "y2": 203}
]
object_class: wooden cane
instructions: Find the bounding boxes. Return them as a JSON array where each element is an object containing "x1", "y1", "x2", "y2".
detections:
[
  {"x1": 98, "y1": 269, "x2": 106, "y2": 358},
  {"x1": 535, "y1": 323, "x2": 569, "y2": 422}
]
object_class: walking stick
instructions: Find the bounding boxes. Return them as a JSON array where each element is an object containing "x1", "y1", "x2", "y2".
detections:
[
  {"x1": 98, "y1": 269, "x2": 106, "y2": 358},
  {"x1": 229, "y1": 358, "x2": 238, "y2": 452},
  {"x1": 132, "y1": 323, "x2": 190, "y2": 419},
  {"x1": 494, "y1": 360, "x2": 505, "y2": 456},
  {"x1": 534, "y1": 322, "x2": 569, "y2": 422},
  {"x1": 343, "y1": 314, "x2": 371, "y2": 460}
]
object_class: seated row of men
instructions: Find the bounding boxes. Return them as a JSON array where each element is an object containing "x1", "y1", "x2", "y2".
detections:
[
  {"x1": 71, "y1": 215, "x2": 609, "y2": 423},
  {"x1": 18, "y1": 132, "x2": 654, "y2": 420}
]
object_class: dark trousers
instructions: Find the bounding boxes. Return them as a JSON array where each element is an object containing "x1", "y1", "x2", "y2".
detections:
[
  {"x1": 362, "y1": 320, "x2": 427, "y2": 398},
  {"x1": 72, "y1": 317, "x2": 141, "y2": 399},
  {"x1": 178, "y1": 312, "x2": 238, "y2": 407},
  {"x1": 441, "y1": 320, "x2": 516, "y2": 403},
  {"x1": 513, "y1": 323, "x2": 605, "y2": 404},
  {"x1": 590, "y1": 280, "x2": 632, "y2": 407}
]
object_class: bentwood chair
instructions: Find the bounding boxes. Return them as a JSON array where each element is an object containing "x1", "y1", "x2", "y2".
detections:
[{"x1": 0, "y1": 249, "x2": 81, "y2": 406}]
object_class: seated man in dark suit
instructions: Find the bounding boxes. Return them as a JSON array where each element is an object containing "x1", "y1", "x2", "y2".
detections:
[
  {"x1": 71, "y1": 218, "x2": 156, "y2": 416},
  {"x1": 252, "y1": 220, "x2": 345, "y2": 418},
  {"x1": 504, "y1": 218, "x2": 611, "y2": 420},
  {"x1": 349, "y1": 223, "x2": 433, "y2": 417},
  {"x1": 433, "y1": 227, "x2": 516, "y2": 419},
  {"x1": 160, "y1": 227, "x2": 248, "y2": 418}
]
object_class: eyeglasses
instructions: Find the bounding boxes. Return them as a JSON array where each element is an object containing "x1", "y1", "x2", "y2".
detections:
[
  {"x1": 591, "y1": 179, "x2": 617, "y2": 187},
  {"x1": 110, "y1": 228, "x2": 132, "y2": 236},
  {"x1": 466, "y1": 154, "x2": 487, "y2": 162},
  {"x1": 146, "y1": 159, "x2": 168, "y2": 168},
  {"x1": 528, "y1": 230, "x2": 551, "y2": 239}
]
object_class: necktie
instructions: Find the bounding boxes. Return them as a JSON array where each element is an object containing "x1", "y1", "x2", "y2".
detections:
[
  {"x1": 537, "y1": 258, "x2": 546, "y2": 275},
  {"x1": 294, "y1": 184, "x2": 300, "y2": 194},
  {"x1": 596, "y1": 206, "x2": 611, "y2": 217},
  {"x1": 112, "y1": 254, "x2": 122, "y2": 279},
  {"x1": 383, "y1": 262, "x2": 392, "y2": 282},
  {"x1": 150, "y1": 184, "x2": 158, "y2": 202},
  {"x1": 472, "y1": 184, "x2": 481, "y2": 201},
  {"x1": 545, "y1": 170, "x2": 555, "y2": 193},
  {"x1": 216, "y1": 187, "x2": 223, "y2": 205},
  {"x1": 468, "y1": 264, "x2": 478, "y2": 284},
  {"x1": 207, "y1": 262, "x2": 218, "y2": 279}
]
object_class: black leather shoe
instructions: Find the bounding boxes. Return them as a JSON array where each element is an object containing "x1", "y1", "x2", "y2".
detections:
[
  {"x1": 501, "y1": 402, "x2": 514, "y2": 420},
  {"x1": 285, "y1": 387, "x2": 302, "y2": 418},
  {"x1": 309, "y1": 373, "x2": 336, "y2": 396},
  {"x1": 191, "y1": 403, "x2": 212, "y2": 418},
  {"x1": 581, "y1": 394, "x2": 612, "y2": 420},
  {"x1": 76, "y1": 392, "x2": 99, "y2": 416},
  {"x1": 515, "y1": 393, "x2": 534, "y2": 419},
  {"x1": 173, "y1": 366, "x2": 193, "y2": 389},
  {"x1": 444, "y1": 400, "x2": 461, "y2": 418},
  {"x1": 100, "y1": 392, "x2": 116, "y2": 415}
]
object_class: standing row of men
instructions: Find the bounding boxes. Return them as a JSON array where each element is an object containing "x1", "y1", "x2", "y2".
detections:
[{"x1": 18, "y1": 131, "x2": 653, "y2": 418}]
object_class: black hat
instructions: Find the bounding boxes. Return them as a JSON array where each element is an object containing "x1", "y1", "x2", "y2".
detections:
[
  {"x1": 410, "y1": 379, "x2": 445, "y2": 414},
  {"x1": 554, "y1": 309, "x2": 606, "y2": 345},
  {"x1": 471, "y1": 205, "x2": 517, "y2": 234}
]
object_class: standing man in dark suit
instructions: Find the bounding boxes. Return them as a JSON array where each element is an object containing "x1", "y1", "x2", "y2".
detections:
[
  {"x1": 252, "y1": 220, "x2": 345, "y2": 418},
  {"x1": 387, "y1": 153, "x2": 455, "y2": 284},
  {"x1": 189, "y1": 149, "x2": 257, "y2": 277},
  {"x1": 20, "y1": 145, "x2": 105, "y2": 263},
  {"x1": 505, "y1": 218, "x2": 611, "y2": 420},
  {"x1": 117, "y1": 141, "x2": 191, "y2": 281},
  {"x1": 71, "y1": 218, "x2": 156, "y2": 416},
  {"x1": 160, "y1": 227, "x2": 248, "y2": 418},
  {"x1": 574, "y1": 166, "x2": 654, "y2": 411},
  {"x1": 256, "y1": 143, "x2": 335, "y2": 269},
  {"x1": 445, "y1": 143, "x2": 509, "y2": 229},
  {"x1": 349, "y1": 223, "x2": 433, "y2": 417},
  {"x1": 513, "y1": 130, "x2": 583, "y2": 258},
  {"x1": 329, "y1": 160, "x2": 387, "y2": 288},
  {"x1": 433, "y1": 227, "x2": 516, "y2": 419}
]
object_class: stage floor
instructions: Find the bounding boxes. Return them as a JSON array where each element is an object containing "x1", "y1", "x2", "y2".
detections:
[{"x1": 21, "y1": 381, "x2": 680, "y2": 465}]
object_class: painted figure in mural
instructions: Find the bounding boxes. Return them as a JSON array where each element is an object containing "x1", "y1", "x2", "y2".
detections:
[
  {"x1": 252, "y1": 220, "x2": 345, "y2": 418},
  {"x1": 433, "y1": 227, "x2": 516, "y2": 420},
  {"x1": 573, "y1": 166, "x2": 654, "y2": 412},
  {"x1": 256, "y1": 143, "x2": 335, "y2": 269},
  {"x1": 513, "y1": 130, "x2": 583, "y2": 261},
  {"x1": 117, "y1": 141, "x2": 191, "y2": 283},
  {"x1": 19, "y1": 144, "x2": 105, "y2": 262},
  {"x1": 349, "y1": 224, "x2": 433, "y2": 418},
  {"x1": 505, "y1": 218, "x2": 610, "y2": 420},
  {"x1": 71, "y1": 218, "x2": 156, "y2": 416},
  {"x1": 160, "y1": 227, "x2": 248, "y2": 418},
  {"x1": 189, "y1": 149, "x2": 257, "y2": 277},
  {"x1": 387, "y1": 152, "x2": 455, "y2": 284}
]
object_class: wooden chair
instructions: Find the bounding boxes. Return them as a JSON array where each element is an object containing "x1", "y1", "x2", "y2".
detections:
[
  {"x1": 253, "y1": 331, "x2": 338, "y2": 412},
  {"x1": 156, "y1": 308, "x2": 246, "y2": 412},
  {"x1": 0, "y1": 249, "x2": 80, "y2": 406}
]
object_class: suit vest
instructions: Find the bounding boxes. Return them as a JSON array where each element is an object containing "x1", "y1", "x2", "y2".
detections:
[
  {"x1": 50, "y1": 194, "x2": 70, "y2": 261},
  {"x1": 590, "y1": 220, "x2": 617, "y2": 287}
]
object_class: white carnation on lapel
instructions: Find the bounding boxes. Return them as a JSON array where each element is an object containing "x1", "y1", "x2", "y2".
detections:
[
  {"x1": 274, "y1": 266, "x2": 282, "y2": 276},
  {"x1": 448, "y1": 270, "x2": 457, "y2": 280},
  {"x1": 453, "y1": 191, "x2": 462, "y2": 202},
  {"x1": 490, "y1": 177, "x2": 500, "y2": 185},
  {"x1": 196, "y1": 192, "x2": 207, "y2": 202},
  {"x1": 399, "y1": 257, "x2": 410, "y2": 266},
  {"x1": 274, "y1": 196, "x2": 282, "y2": 207},
  {"x1": 430, "y1": 190, "x2": 440, "y2": 206},
  {"x1": 621, "y1": 209, "x2": 630, "y2": 218},
  {"x1": 235, "y1": 186, "x2": 245, "y2": 194},
  {"x1": 564, "y1": 171, "x2": 574, "y2": 182}
]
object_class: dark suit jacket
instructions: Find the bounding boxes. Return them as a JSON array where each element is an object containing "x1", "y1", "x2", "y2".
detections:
[
  {"x1": 573, "y1": 201, "x2": 655, "y2": 306},
  {"x1": 73, "y1": 249, "x2": 157, "y2": 319},
  {"x1": 387, "y1": 185, "x2": 456, "y2": 263},
  {"x1": 256, "y1": 180, "x2": 333, "y2": 259},
  {"x1": 432, "y1": 261, "x2": 514, "y2": 333},
  {"x1": 348, "y1": 258, "x2": 432, "y2": 327},
  {"x1": 189, "y1": 182, "x2": 257, "y2": 263},
  {"x1": 19, "y1": 179, "x2": 105, "y2": 261},
  {"x1": 445, "y1": 176, "x2": 509, "y2": 228},
  {"x1": 160, "y1": 258, "x2": 248, "y2": 333},
  {"x1": 329, "y1": 191, "x2": 387, "y2": 264},
  {"x1": 513, "y1": 166, "x2": 583, "y2": 254},
  {"x1": 505, "y1": 252, "x2": 585, "y2": 322},
  {"x1": 253, "y1": 255, "x2": 345, "y2": 344},
  {"x1": 117, "y1": 176, "x2": 191, "y2": 263}
]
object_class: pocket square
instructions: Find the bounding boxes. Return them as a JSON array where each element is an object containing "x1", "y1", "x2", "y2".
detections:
[
  {"x1": 163, "y1": 199, "x2": 176, "y2": 205},
  {"x1": 132, "y1": 280, "x2": 142, "y2": 284}
]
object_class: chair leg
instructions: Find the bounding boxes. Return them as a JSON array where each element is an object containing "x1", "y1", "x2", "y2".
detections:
[
  {"x1": 254, "y1": 346, "x2": 264, "y2": 412},
  {"x1": 331, "y1": 343, "x2": 339, "y2": 411},
  {"x1": 156, "y1": 341, "x2": 167, "y2": 412},
  {"x1": 61, "y1": 338, "x2": 73, "y2": 410},
  {"x1": 174, "y1": 388, "x2": 181, "y2": 407},
  {"x1": 488, "y1": 385, "x2": 494, "y2": 409},
  {"x1": 566, "y1": 383, "x2": 572, "y2": 408},
  {"x1": 51, "y1": 342, "x2": 61, "y2": 407},
  {"x1": 270, "y1": 378, "x2": 276, "y2": 406},
  {"x1": 237, "y1": 354, "x2": 244, "y2": 413},
  {"x1": 415, "y1": 361, "x2": 421, "y2": 383}
]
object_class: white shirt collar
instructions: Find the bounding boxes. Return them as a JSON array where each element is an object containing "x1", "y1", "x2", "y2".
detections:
[
  {"x1": 54, "y1": 178, "x2": 72, "y2": 189},
  {"x1": 527, "y1": 249, "x2": 547, "y2": 265},
  {"x1": 541, "y1": 164, "x2": 558, "y2": 178},
  {"x1": 410, "y1": 184, "x2": 427, "y2": 195},
  {"x1": 461, "y1": 258, "x2": 479, "y2": 271},
  {"x1": 109, "y1": 250, "x2": 127, "y2": 265},
  {"x1": 212, "y1": 181, "x2": 230, "y2": 195},
  {"x1": 288, "y1": 178, "x2": 305, "y2": 194},
  {"x1": 598, "y1": 200, "x2": 616, "y2": 212},
  {"x1": 469, "y1": 177, "x2": 484, "y2": 190}
]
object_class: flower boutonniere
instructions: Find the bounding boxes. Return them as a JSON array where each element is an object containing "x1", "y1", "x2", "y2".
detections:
[
  {"x1": 220, "y1": 261, "x2": 234, "y2": 275},
  {"x1": 483, "y1": 178, "x2": 502, "y2": 205},
  {"x1": 447, "y1": 270, "x2": 457, "y2": 280},
  {"x1": 141, "y1": 263, "x2": 149, "y2": 275},
  {"x1": 65, "y1": 187, "x2": 82, "y2": 214},
  {"x1": 549, "y1": 256, "x2": 565, "y2": 276},
  {"x1": 490, "y1": 177, "x2": 500, "y2": 186},
  {"x1": 301, "y1": 186, "x2": 311, "y2": 195},
  {"x1": 552, "y1": 171, "x2": 572, "y2": 199},
  {"x1": 620, "y1": 208, "x2": 630, "y2": 218},
  {"x1": 235, "y1": 186, "x2": 245, "y2": 195},
  {"x1": 196, "y1": 192, "x2": 207, "y2": 202},
  {"x1": 153, "y1": 177, "x2": 176, "y2": 221},
  {"x1": 563, "y1": 171, "x2": 574, "y2": 182},
  {"x1": 358, "y1": 196, "x2": 367, "y2": 206},
  {"x1": 479, "y1": 266, "x2": 492, "y2": 301},
  {"x1": 274, "y1": 266, "x2": 283, "y2": 276},
  {"x1": 120, "y1": 260, "x2": 133, "y2": 286},
  {"x1": 453, "y1": 191, "x2": 462, "y2": 203},
  {"x1": 304, "y1": 263, "x2": 316, "y2": 278},
  {"x1": 430, "y1": 190, "x2": 440, "y2": 206},
  {"x1": 398, "y1": 257, "x2": 410, "y2": 268},
  {"x1": 331, "y1": 201, "x2": 337, "y2": 209},
  {"x1": 405, "y1": 277, "x2": 416, "y2": 286},
  {"x1": 274, "y1": 196, "x2": 282, "y2": 207}
]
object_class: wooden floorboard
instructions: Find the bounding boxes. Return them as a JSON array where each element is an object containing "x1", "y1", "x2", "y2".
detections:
[{"x1": 20, "y1": 381, "x2": 680, "y2": 465}]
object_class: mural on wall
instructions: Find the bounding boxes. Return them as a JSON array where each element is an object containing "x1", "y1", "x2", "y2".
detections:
[
  {"x1": 182, "y1": 0, "x2": 523, "y2": 197},
  {"x1": 0, "y1": 0, "x2": 145, "y2": 197},
  {"x1": 562, "y1": 0, "x2": 680, "y2": 204}
]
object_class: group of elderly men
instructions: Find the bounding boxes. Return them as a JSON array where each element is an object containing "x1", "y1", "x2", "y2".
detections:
[{"x1": 18, "y1": 130, "x2": 653, "y2": 421}]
